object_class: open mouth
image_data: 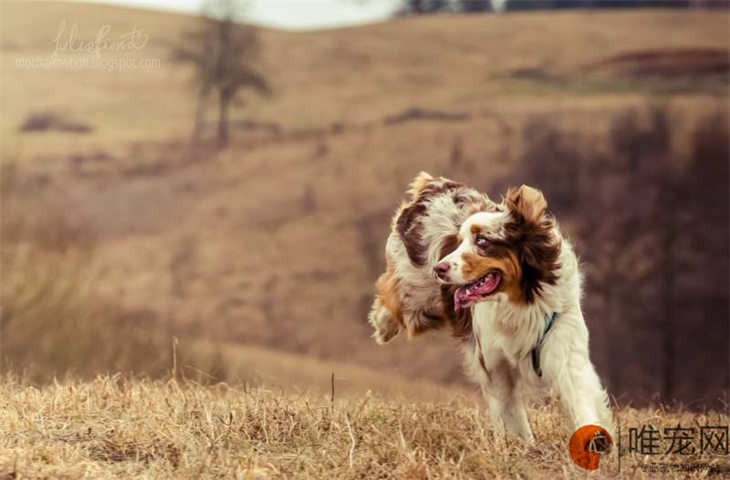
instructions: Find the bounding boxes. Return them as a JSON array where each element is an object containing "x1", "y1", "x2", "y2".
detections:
[{"x1": 453, "y1": 270, "x2": 501, "y2": 312}]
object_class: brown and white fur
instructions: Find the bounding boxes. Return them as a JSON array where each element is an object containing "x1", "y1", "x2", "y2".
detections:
[
  {"x1": 368, "y1": 172, "x2": 498, "y2": 343},
  {"x1": 370, "y1": 174, "x2": 613, "y2": 449},
  {"x1": 435, "y1": 185, "x2": 613, "y2": 446}
]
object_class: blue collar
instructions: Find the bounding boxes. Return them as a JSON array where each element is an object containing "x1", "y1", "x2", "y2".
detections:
[{"x1": 531, "y1": 311, "x2": 559, "y2": 377}]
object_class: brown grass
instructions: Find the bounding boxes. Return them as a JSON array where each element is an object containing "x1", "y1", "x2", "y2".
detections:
[{"x1": 0, "y1": 376, "x2": 727, "y2": 479}]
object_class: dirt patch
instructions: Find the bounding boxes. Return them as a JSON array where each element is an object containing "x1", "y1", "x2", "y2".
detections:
[
  {"x1": 591, "y1": 48, "x2": 729, "y2": 76},
  {"x1": 19, "y1": 111, "x2": 93, "y2": 133},
  {"x1": 383, "y1": 107, "x2": 470, "y2": 125},
  {"x1": 503, "y1": 67, "x2": 556, "y2": 81}
]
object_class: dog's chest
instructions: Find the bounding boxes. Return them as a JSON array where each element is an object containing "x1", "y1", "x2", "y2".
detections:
[{"x1": 472, "y1": 302, "x2": 540, "y2": 370}]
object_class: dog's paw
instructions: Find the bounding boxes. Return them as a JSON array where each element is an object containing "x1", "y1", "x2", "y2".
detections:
[
  {"x1": 368, "y1": 304, "x2": 401, "y2": 345},
  {"x1": 372, "y1": 327, "x2": 399, "y2": 345},
  {"x1": 588, "y1": 430, "x2": 613, "y2": 454}
]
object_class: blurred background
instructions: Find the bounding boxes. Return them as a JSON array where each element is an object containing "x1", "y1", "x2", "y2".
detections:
[{"x1": 1, "y1": 0, "x2": 727, "y2": 407}]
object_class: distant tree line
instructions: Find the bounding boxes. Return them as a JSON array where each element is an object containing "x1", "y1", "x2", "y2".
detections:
[
  {"x1": 500, "y1": 105, "x2": 729, "y2": 407},
  {"x1": 398, "y1": 0, "x2": 727, "y2": 14}
]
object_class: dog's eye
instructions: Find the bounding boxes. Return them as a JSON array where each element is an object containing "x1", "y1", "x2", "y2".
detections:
[{"x1": 475, "y1": 235, "x2": 489, "y2": 248}]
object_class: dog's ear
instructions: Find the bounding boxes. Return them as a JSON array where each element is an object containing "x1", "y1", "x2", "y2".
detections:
[
  {"x1": 407, "y1": 171, "x2": 434, "y2": 200},
  {"x1": 504, "y1": 185, "x2": 560, "y2": 303},
  {"x1": 393, "y1": 172, "x2": 435, "y2": 267},
  {"x1": 394, "y1": 199, "x2": 428, "y2": 267},
  {"x1": 505, "y1": 184, "x2": 547, "y2": 223}
]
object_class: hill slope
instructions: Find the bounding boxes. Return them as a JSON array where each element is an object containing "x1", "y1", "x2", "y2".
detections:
[{"x1": 1, "y1": 2, "x2": 728, "y2": 389}]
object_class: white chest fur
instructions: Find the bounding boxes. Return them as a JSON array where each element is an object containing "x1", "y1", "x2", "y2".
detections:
[{"x1": 472, "y1": 300, "x2": 544, "y2": 371}]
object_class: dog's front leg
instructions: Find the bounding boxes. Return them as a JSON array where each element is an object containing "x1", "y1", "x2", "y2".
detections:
[
  {"x1": 368, "y1": 297, "x2": 401, "y2": 344},
  {"x1": 540, "y1": 311, "x2": 614, "y2": 442},
  {"x1": 482, "y1": 359, "x2": 535, "y2": 443},
  {"x1": 472, "y1": 303, "x2": 534, "y2": 443}
]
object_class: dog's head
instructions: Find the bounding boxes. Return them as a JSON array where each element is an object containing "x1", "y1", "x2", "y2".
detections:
[{"x1": 434, "y1": 185, "x2": 561, "y2": 311}]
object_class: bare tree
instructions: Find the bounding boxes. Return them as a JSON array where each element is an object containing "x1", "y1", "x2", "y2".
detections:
[
  {"x1": 172, "y1": 21, "x2": 216, "y2": 145},
  {"x1": 172, "y1": 0, "x2": 270, "y2": 148}
]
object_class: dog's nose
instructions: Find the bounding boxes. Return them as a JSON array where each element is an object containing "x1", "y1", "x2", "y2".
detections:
[{"x1": 434, "y1": 263, "x2": 450, "y2": 280}]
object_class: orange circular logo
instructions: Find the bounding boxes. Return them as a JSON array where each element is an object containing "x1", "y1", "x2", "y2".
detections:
[{"x1": 569, "y1": 425, "x2": 613, "y2": 470}]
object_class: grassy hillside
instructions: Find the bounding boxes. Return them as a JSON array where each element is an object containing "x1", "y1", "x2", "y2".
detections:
[
  {"x1": 1, "y1": 2, "x2": 728, "y2": 391},
  {"x1": 2, "y1": 2, "x2": 726, "y2": 149},
  {"x1": 1, "y1": 377, "x2": 728, "y2": 479}
]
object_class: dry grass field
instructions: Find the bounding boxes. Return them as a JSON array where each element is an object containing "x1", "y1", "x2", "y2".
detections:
[{"x1": 1, "y1": 376, "x2": 728, "y2": 479}]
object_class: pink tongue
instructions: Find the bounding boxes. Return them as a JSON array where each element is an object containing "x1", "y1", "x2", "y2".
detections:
[
  {"x1": 454, "y1": 288, "x2": 471, "y2": 313},
  {"x1": 453, "y1": 272, "x2": 501, "y2": 312}
]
